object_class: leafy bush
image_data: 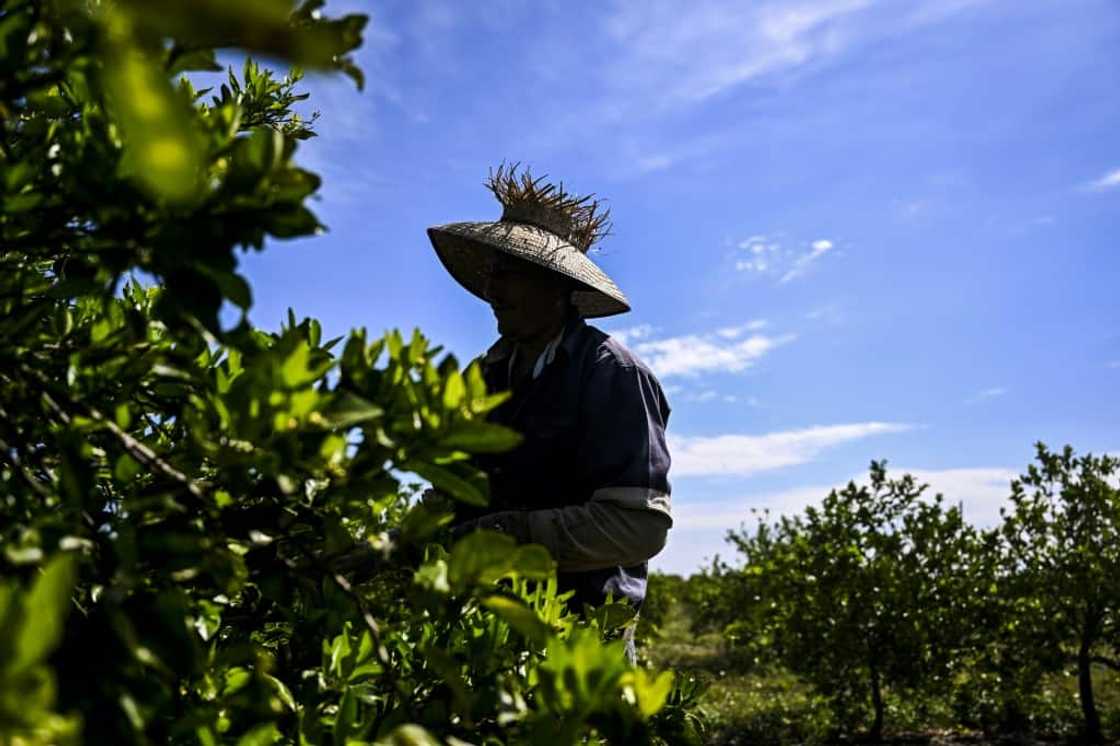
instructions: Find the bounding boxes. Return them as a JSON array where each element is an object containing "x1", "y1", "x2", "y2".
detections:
[
  {"x1": 0, "y1": 2, "x2": 683, "y2": 744},
  {"x1": 693, "y1": 450, "x2": 1120, "y2": 743},
  {"x1": 719, "y1": 462, "x2": 984, "y2": 741}
]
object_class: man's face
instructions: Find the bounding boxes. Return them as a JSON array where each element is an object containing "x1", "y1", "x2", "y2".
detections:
[{"x1": 484, "y1": 253, "x2": 570, "y2": 340}]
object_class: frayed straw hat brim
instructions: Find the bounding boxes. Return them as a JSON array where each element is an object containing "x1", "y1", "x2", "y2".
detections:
[{"x1": 427, "y1": 221, "x2": 631, "y2": 319}]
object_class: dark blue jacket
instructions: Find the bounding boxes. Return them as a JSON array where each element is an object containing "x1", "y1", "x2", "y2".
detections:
[{"x1": 475, "y1": 316, "x2": 672, "y2": 610}]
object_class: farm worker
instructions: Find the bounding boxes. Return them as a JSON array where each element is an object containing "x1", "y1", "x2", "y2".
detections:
[{"x1": 426, "y1": 164, "x2": 673, "y2": 643}]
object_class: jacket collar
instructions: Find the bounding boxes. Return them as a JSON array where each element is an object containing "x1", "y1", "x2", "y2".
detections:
[{"x1": 482, "y1": 315, "x2": 586, "y2": 367}]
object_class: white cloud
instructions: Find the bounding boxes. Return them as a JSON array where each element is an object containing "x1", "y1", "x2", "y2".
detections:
[
  {"x1": 734, "y1": 235, "x2": 783, "y2": 273},
  {"x1": 734, "y1": 234, "x2": 838, "y2": 283},
  {"x1": 607, "y1": 323, "x2": 656, "y2": 346},
  {"x1": 779, "y1": 237, "x2": 835, "y2": 283},
  {"x1": 668, "y1": 465, "x2": 1015, "y2": 533},
  {"x1": 656, "y1": 464, "x2": 1015, "y2": 574},
  {"x1": 600, "y1": 0, "x2": 989, "y2": 122},
  {"x1": 716, "y1": 320, "x2": 768, "y2": 338},
  {"x1": 966, "y1": 386, "x2": 1007, "y2": 404},
  {"x1": 634, "y1": 329, "x2": 795, "y2": 378},
  {"x1": 902, "y1": 467, "x2": 1018, "y2": 527},
  {"x1": 674, "y1": 485, "x2": 834, "y2": 530},
  {"x1": 804, "y1": 304, "x2": 844, "y2": 324},
  {"x1": 675, "y1": 389, "x2": 746, "y2": 404},
  {"x1": 1087, "y1": 167, "x2": 1120, "y2": 192},
  {"x1": 670, "y1": 422, "x2": 912, "y2": 477},
  {"x1": 604, "y1": 0, "x2": 875, "y2": 107}
]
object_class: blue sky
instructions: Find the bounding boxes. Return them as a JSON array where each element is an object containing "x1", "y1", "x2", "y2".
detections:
[{"x1": 233, "y1": 0, "x2": 1119, "y2": 575}]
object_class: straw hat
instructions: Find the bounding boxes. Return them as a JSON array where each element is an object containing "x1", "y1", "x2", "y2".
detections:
[{"x1": 427, "y1": 165, "x2": 631, "y2": 318}]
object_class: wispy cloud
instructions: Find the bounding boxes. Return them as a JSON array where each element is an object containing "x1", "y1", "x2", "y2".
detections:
[
  {"x1": 780, "y1": 238, "x2": 834, "y2": 283},
  {"x1": 716, "y1": 320, "x2": 769, "y2": 338},
  {"x1": 1108, "y1": 361, "x2": 1120, "y2": 369},
  {"x1": 604, "y1": 0, "x2": 874, "y2": 108},
  {"x1": 676, "y1": 388, "x2": 751, "y2": 405},
  {"x1": 1086, "y1": 167, "x2": 1120, "y2": 192},
  {"x1": 805, "y1": 304, "x2": 845, "y2": 325},
  {"x1": 607, "y1": 323, "x2": 656, "y2": 346},
  {"x1": 966, "y1": 386, "x2": 1007, "y2": 404},
  {"x1": 671, "y1": 422, "x2": 912, "y2": 477},
  {"x1": 735, "y1": 235, "x2": 783, "y2": 274},
  {"x1": 672, "y1": 465, "x2": 1016, "y2": 530},
  {"x1": 735, "y1": 234, "x2": 838, "y2": 283},
  {"x1": 600, "y1": 0, "x2": 990, "y2": 120},
  {"x1": 632, "y1": 326, "x2": 795, "y2": 378},
  {"x1": 901, "y1": 467, "x2": 1018, "y2": 526},
  {"x1": 658, "y1": 462, "x2": 1016, "y2": 574},
  {"x1": 675, "y1": 485, "x2": 838, "y2": 529}
]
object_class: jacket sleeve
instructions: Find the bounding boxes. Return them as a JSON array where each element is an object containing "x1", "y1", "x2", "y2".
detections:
[
  {"x1": 515, "y1": 348, "x2": 673, "y2": 571},
  {"x1": 574, "y1": 350, "x2": 672, "y2": 519},
  {"x1": 474, "y1": 502, "x2": 671, "y2": 573}
]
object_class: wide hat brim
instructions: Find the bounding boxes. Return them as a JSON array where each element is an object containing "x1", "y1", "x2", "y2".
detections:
[{"x1": 427, "y1": 221, "x2": 631, "y2": 318}]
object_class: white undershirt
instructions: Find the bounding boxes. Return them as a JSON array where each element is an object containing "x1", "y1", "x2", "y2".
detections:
[{"x1": 508, "y1": 327, "x2": 565, "y2": 382}]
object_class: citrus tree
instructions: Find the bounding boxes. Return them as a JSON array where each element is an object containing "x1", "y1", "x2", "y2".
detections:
[
  {"x1": 722, "y1": 463, "x2": 985, "y2": 741},
  {"x1": 0, "y1": 1, "x2": 682, "y2": 744},
  {"x1": 1000, "y1": 444, "x2": 1120, "y2": 744}
]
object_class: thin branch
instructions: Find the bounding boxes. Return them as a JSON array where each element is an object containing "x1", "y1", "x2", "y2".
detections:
[
  {"x1": 18, "y1": 364, "x2": 206, "y2": 501},
  {"x1": 1092, "y1": 656, "x2": 1120, "y2": 672},
  {"x1": 0, "y1": 432, "x2": 52, "y2": 500},
  {"x1": 286, "y1": 533, "x2": 393, "y2": 670},
  {"x1": 8, "y1": 364, "x2": 397, "y2": 674}
]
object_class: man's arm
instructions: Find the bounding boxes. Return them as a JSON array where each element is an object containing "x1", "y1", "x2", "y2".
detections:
[{"x1": 472, "y1": 501, "x2": 670, "y2": 572}]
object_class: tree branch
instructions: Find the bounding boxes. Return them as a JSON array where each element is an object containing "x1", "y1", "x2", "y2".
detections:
[
  {"x1": 17, "y1": 364, "x2": 207, "y2": 501},
  {"x1": 9, "y1": 364, "x2": 396, "y2": 673},
  {"x1": 0, "y1": 431, "x2": 52, "y2": 500},
  {"x1": 1092, "y1": 656, "x2": 1120, "y2": 672},
  {"x1": 286, "y1": 533, "x2": 392, "y2": 669}
]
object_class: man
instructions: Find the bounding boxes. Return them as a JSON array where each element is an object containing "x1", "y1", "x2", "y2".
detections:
[{"x1": 426, "y1": 165, "x2": 672, "y2": 618}]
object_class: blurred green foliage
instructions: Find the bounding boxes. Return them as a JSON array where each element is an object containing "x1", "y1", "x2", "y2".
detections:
[{"x1": 0, "y1": 1, "x2": 687, "y2": 744}]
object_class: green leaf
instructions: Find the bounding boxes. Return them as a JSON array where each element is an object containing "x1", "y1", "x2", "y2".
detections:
[
  {"x1": 323, "y1": 392, "x2": 383, "y2": 428},
  {"x1": 102, "y1": 21, "x2": 203, "y2": 203},
  {"x1": 588, "y1": 601, "x2": 637, "y2": 631},
  {"x1": 262, "y1": 673, "x2": 296, "y2": 712},
  {"x1": 0, "y1": 8, "x2": 32, "y2": 73},
  {"x1": 223, "y1": 667, "x2": 252, "y2": 696},
  {"x1": 626, "y1": 668, "x2": 675, "y2": 718},
  {"x1": 403, "y1": 461, "x2": 487, "y2": 507},
  {"x1": 448, "y1": 530, "x2": 516, "y2": 589},
  {"x1": 265, "y1": 206, "x2": 322, "y2": 238},
  {"x1": 279, "y1": 340, "x2": 312, "y2": 388},
  {"x1": 441, "y1": 370, "x2": 465, "y2": 410},
  {"x1": 9, "y1": 555, "x2": 77, "y2": 674},
  {"x1": 58, "y1": 432, "x2": 94, "y2": 507},
  {"x1": 166, "y1": 46, "x2": 223, "y2": 76},
  {"x1": 237, "y1": 723, "x2": 282, "y2": 746},
  {"x1": 114, "y1": 453, "x2": 142, "y2": 482},
  {"x1": 378, "y1": 724, "x2": 441, "y2": 746},
  {"x1": 482, "y1": 595, "x2": 552, "y2": 645},
  {"x1": 441, "y1": 421, "x2": 522, "y2": 453},
  {"x1": 399, "y1": 502, "x2": 455, "y2": 544},
  {"x1": 510, "y1": 545, "x2": 554, "y2": 579}
]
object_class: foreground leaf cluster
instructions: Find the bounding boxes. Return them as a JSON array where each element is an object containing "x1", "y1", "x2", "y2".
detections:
[{"x1": 0, "y1": 2, "x2": 687, "y2": 744}]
